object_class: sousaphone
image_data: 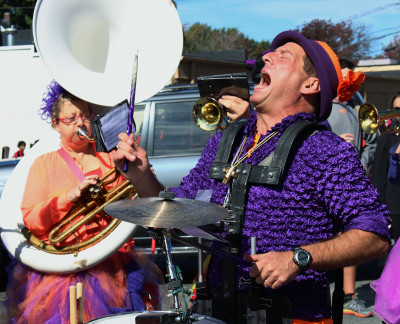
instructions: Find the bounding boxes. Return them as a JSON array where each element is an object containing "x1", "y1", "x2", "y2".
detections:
[{"x1": 0, "y1": 0, "x2": 183, "y2": 273}]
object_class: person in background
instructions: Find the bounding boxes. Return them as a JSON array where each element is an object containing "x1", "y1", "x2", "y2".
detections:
[
  {"x1": 373, "y1": 92, "x2": 400, "y2": 245},
  {"x1": 6, "y1": 81, "x2": 162, "y2": 324},
  {"x1": 327, "y1": 58, "x2": 377, "y2": 318},
  {"x1": 217, "y1": 54, "x2": 266, "y2": 121},
  {"x1": 328, "y1": 58, "x2": 377, "y2": 175},
  {"x1": 12, "y1": 141, "x2": 26, "y2": 158},
  {"x1": 113, "y1": 31, "x2": 390, "y2": 323}
]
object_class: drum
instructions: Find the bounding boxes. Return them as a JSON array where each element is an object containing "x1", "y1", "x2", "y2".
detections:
[{"x1": 85, "y1": 311, "x2": 226, "y2": 323}]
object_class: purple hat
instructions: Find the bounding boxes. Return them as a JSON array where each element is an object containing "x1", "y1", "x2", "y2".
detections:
[{"x1": 270, "y1": 31, "x2": 341, "y2": 121}]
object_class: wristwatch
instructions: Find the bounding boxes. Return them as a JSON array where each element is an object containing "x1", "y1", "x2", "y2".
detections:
[{"x1": 292, "y1": 247, "x2": 312, "y2": 272}]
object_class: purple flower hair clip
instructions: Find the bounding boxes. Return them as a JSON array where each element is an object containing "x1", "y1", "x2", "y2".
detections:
[{"x1": 38, "y1": 80, "x2": 66, "y2": 121}]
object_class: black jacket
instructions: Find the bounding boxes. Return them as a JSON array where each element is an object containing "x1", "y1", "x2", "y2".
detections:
[{"x1": 372, "y1": 132, "x2": 400, "y2": 213}]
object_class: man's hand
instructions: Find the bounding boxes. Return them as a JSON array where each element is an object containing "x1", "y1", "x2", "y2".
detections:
[
  {"x1": 340, "y1": 133, "x2": 355, "y2": 144},
  {"x1": 112, "y1": 133, "x2": 163, "y2": 197},
  {"x1": 112, "y1": 133, "x2": 150, "y2": 180},
  {"x1": 218, "y1": 95, "x2": 251, "y2": 121},
  {"x1": 244, "y1": 250, "x2": 300, "y2": 289}
]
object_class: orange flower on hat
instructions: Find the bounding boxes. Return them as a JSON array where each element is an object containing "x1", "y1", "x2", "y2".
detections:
[{"x1": 337, "y1": 70, "x2": 365, "y2": 102}]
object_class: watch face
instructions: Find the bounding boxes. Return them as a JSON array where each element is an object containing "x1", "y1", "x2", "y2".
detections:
[{"x1": 297, "y1": 251, "x2": 309, "y2": 265}]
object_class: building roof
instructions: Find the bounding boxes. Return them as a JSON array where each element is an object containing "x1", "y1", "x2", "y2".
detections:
[{"x1": 183, "y1": 49, "x2": 246, "y2": 63}]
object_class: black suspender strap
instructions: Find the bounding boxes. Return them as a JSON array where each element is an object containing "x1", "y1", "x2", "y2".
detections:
[
  {"x1": 210, "y1": 120, "x2": 328, "y2": 186},
  {"x1": 248, "y1": 120, "x2": 328, "y2": 185},
  {"x1": 214, "y1": 119, "x2": 248, "y2": 163}
]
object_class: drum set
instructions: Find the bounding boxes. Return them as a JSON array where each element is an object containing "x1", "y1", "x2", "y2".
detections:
[{"x1": 100, "y1": 190, "x2": 237, "y2": 324}]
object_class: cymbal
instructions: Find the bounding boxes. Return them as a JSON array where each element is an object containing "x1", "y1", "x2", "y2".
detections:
[{"x1": 104, "y1": 196, "x2": 228, "y2": 228}]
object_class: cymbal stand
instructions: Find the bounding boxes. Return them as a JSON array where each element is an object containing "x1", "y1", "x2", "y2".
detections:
[
  {"x1": 150, "y1": 228, "x2": 193, "y2": 323},
  {"x1": 162, "y1": 229, "x2": 182, "y2": 312}
]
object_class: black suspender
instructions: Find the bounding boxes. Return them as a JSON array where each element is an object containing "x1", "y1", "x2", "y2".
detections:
[{"x1": 210, "y1": 119, "x2": 328, "y2": 239}]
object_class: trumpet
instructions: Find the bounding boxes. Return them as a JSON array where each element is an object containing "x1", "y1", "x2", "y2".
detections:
[
  {"x1": 359, "y1": 102, "x2": 400, "y2": 134},
  {"x1": 192, "y1": 97, "x2": 228, "y2": 131}
]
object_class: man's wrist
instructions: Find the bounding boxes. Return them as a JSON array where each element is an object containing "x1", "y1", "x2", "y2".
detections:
[{"x1": 292, "y1": 247, "x2": 313, "y2": 272}]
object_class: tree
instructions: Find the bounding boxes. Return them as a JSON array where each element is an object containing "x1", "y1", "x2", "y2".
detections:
[
  {"x1": 382, "y1": 35, "x2": 400, "y2": 59},
  {"x1": 295, "y1": 19, "x2": 370, "y2": 63},
  {"x1": 0, "y1": 0, "x2": 36, "y2": 29},
  {"x1": 183, "y1": 22, "x2": 270, "y2": 60}
]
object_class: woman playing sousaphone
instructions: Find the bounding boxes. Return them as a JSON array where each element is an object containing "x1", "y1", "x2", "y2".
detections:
[{"x1": 6, "y1": 80, "x2": 162, "y2": 323}]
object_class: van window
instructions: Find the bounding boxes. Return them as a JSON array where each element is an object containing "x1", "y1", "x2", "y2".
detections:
[
  {"x1": 153, "y1": 101, "x2": 216, "y2": 156},
  {"x1": 133, "y1": 104, "x2": 145, "y2": 145}
]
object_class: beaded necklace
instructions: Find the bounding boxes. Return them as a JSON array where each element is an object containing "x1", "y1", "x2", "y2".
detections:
[{"x1": 222, "y1": 131, "x2": 278, "y2": 185}]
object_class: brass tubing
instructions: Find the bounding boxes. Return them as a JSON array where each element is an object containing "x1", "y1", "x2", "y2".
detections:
[
  {"x1": 192, "y1": 97, "x2": 226, "y2": 131},
  {"x1": 359, "y1": 102, "x2": 400, "y2": 135},
  {"x1": 48, "y1": 181, "x2": 134, "y2": 243},
  {"x1": 22, "y1": 168, "x2": 136, "y2": 255}
]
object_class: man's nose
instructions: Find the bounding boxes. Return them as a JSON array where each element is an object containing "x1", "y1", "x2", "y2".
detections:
[{"x1": 263, "y1": 52, "x2": 272, "y2": 64}]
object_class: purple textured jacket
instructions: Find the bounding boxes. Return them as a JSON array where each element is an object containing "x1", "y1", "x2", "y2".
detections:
[{"x1": 171, "y1": 111, "x2": 390, "y2": 320}]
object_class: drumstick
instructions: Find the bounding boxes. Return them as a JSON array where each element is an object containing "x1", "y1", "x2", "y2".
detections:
[
  {"x1": 123, "y1": 49, "x2": 139, "y2": 172},
  {"x1": 70, "y1": 285, "x2": 77, "y2": 324},
  {"x1": 77, "y1": 282, "x2": 83, "y2": 324}
]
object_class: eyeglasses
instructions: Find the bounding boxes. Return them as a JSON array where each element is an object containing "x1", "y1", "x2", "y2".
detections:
[{"x1": 57, "y1": 114, "x2": 95, "y2": 125}]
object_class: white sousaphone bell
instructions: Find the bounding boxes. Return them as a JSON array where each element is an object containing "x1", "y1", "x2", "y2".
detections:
[{"x1": 0, "y1": 0, "x2": 183, "y2": 273}]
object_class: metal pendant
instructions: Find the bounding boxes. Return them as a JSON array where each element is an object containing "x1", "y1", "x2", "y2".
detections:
[{"x1": 222, "y1": 165, "x2": 238, "y2": 185}]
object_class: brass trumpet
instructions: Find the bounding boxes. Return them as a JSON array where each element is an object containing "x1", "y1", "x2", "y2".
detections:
[
  {"x1": 192, "y1": 97, "x2": 227, "y2": 131},
  {"x1": 22, "y1": 168, "x2": 135, "y2": 255},
  {"x1": 359, "y1": 102, "x2": 400, "y2": 134}
]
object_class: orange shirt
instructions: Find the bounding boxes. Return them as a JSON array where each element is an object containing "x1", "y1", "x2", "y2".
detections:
[{"x1": 21, "y1": 147, "x2": 125, "y2": 244}]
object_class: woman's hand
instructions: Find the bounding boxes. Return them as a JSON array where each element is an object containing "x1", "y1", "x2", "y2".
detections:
[{"x1": 66, "y1": 175, "x2": 98, "y2": 203}]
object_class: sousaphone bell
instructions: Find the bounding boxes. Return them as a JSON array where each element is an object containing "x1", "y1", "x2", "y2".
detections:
[{"x1": 0, "y1": 0, "x2": 183, "y2": 273}]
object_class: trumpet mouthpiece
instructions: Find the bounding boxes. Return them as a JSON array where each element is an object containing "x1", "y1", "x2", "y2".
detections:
[{"x1": 77, "y1": 128, "x2": 95, "y2": 142}]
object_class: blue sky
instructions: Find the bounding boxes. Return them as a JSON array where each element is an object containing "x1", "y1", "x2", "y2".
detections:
[{"x1": 174, "y1": 0, "x2": 400, "y2": 56}]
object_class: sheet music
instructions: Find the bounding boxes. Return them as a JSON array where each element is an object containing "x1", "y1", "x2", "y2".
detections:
[{"x1": 99, "y1": 102, "x2": 135, "y2": 151}]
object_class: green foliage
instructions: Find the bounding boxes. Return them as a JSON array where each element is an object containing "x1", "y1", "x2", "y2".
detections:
[
  {"x1": 183, "y1": 22, "x2": 270, "y2": 60},
  {"x1": 295, "y1": 19, "x2": 370, "y2": 62},
  {"x1": 0, "y1": 0, "x2": 36, "y2": 29}
]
